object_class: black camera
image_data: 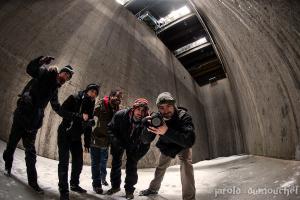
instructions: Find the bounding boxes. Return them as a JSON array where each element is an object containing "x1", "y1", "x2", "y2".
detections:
[
  {"x1": 142, "y1": 112, "x2": 164, "y2": 128},
  {"x1": 82, "y1": 119, "x2": 96, "y2": 129}
]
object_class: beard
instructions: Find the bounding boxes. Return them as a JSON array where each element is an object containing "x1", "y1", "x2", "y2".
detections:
[
  {"x1": 110, "y1": 99, "x2": 120, "y2": 110},
  {"x1": 162, "y1": 112, "x2": 173, "y2": 120},
  {"x1": 133, "y1": 115, "x2": 142, "y2": 123},
  {"x1": 111, "y1": 99, "x2": 120, "y2": 105},
  {"x1": 57, "y1": 76, "x2": 66, "y2": 86}
]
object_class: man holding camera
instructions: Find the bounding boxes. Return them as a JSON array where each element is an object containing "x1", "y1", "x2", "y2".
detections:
[
  {"x1": 57, "y1": 83, "x2": 99, "y2": 200},
  {"x1": 90, "y1": 89, "x2": 123, "y2": 194},
  {"x1": 2, "y1": 56, "x2": 74, "y2": 193},
  {"x1": 140, "y1": 92, "x2": 196, "y2": 200},
  {"x1": 106, "y1": 98, "x2": 154, "y2": 199}
]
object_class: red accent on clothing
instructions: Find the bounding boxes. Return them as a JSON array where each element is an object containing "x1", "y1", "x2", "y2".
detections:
[{"x1": 103, "y1": 96, "x2": 109, "y2": 112}]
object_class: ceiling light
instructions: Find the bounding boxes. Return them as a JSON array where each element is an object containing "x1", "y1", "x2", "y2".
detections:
[
  {"x1": 159, "y1": 5, "x2": 191, "y2": 25},
  {"x1": 116, "y1": 0, "x2": 130, "y2": 5}
]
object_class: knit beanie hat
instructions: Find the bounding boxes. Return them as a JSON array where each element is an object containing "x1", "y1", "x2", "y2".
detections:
[
  {"x1": 85, "y1": 83, "x2": 100, "y2": 95},
  {"x1": 132, "y1": 98, "x2": 149, "y2": 110},
  {"x1": 156, "y1": 92, "x2": 176, "y2": 106},
  {"x1": 59, "y1": 65, "x2": 74, "y2": 78}
]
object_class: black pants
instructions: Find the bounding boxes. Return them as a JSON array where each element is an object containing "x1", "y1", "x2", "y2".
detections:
[
  {"x1": 3, "y1": 119, "x2": 38, "y2": 184},
  {"x1": 57, "y1": 126, "x2": 83, "y2": 193},
  {"x1": 110, "y1": 143, "x2": 145, "y2": 194}
]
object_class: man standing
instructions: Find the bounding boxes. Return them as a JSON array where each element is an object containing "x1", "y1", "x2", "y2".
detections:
[
  {"x1": 139, "y1": 92, "x2": 196, "y2": 200},
  {"x1": 2, "y1": 56, "x2": 74, "y2": 193},
  {"x1": 57, "y1": 84, "x2": 99, "y2": 200},
  {"x1": 90, "y1": 89, "x2": 123, "y2": 194},
  {"x1": 106, "y1": 98, "x2": 154, "y2": 199}
]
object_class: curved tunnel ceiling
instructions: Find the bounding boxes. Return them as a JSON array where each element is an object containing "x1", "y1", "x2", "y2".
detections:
[{"x1": 119, "y1": 0, "x2": 227, "y2": 86}]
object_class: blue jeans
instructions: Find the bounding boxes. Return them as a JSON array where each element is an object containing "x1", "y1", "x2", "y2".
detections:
[{"x1": 90, "y1": 146, "x2": 108, "y2": 187}]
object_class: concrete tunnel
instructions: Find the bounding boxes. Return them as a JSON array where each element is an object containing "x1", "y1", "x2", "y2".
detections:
[{"x1": 0, "y1": 0, "x2": 299, "y2": 199}]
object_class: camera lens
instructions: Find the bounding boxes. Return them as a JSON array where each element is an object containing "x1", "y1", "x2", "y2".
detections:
[{"x1": 151, "y1": 117, "x2": 162, "y2": 127}]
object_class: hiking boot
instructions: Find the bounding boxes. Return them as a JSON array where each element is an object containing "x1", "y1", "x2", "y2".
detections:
[
  {"x1": 126, "y1": 192, "x2": 134, "y2": 199},
  {"x1": 29, "y1": 182, "x2": 44, "y2": 194},
  {"x1": 102, "y1": 179, "x2": 109, "y2": 186},
  {"x1": 3, "y1": 151, "x2": 12, "y2": 176},
  {"x1": 139, "y1": 188, "x2": 158, "y2": 196},
  {"x1": 106, "y1": 187, "x2": 120, "y2": 195},
  {"x1": 70, "y1": 185, "x2": 87, "y2": 193},
  {"x1": 60, "y1": 192, "x2": 69, "y2": 200},
  {"x1": 93, "y1": 186, "x2": 103, "y2": 194},
  {"x1": 4, "y1": 168, "x2": 11, "y2": 177}
]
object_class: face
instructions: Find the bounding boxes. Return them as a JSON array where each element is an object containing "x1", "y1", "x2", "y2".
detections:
[
  {"x1": 109, "y1": 92, "x2": 122, "y2": 106},
  {"x1": 158, "y1": 103, "x2": 175, "y2": 120},
  {"x1": 57, "y1": 72, "x2": 71, "y2": 85},
  {"x1": 86, "y1": 89, "x2": 98, "y2": 101},
  {"x1": 133, "y1": 106, "x2": 147, "y2": 120}
]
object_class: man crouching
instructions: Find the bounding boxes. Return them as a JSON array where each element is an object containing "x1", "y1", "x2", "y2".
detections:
[{"x1": 106, "y1": 98, "x2": 154, "y2": 199}]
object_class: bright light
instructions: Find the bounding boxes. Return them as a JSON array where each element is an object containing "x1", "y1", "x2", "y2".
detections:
[
  {"x1": 116, "y1": 0, "x2": 130, "y2": 5},
  {"x1": 174, "y1": 37, "x2": 209, "y2": 55},
  {"x1": 171, "y1": 6, "x2": 191, "y2": 17},
  {"x1": 196, "y1": 37, "x2": 208, "y2": 45},
  {"x1": 158, "y1": 5, "x2": 191, "y2": 25}
]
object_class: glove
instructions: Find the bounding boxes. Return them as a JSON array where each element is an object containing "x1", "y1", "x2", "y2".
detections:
[
  {"x1": 39, "y1": 56, "x2": 55, "y2": 65},
  {"x1": 82, "y1": 119, "x2": 95, "y2": 128},
  {"x1": 110, "y1": 136, "x2": 125, "y2": 155},
  {"x1": 110, "y1": 136, "x2": 120, "y2": 147},
  {"x1": 87, "y1": 119, "x2": 96, "y2": 127},
  {"x1": 84, "y1": 141, "x2": 90, "y2": 153}
]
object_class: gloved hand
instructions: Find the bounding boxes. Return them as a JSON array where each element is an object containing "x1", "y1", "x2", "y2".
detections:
[
  {"x1": 87, "y1": 119, "x2": 96, "y2": 127},
  {"x1": 110, "y1": 136, "x2": 120, "y2": 147},
  {"x1": 84, "y1": 147, "x2": 90, "y2": 153},
  {"x1": 82, "y1": 119, "x2": 95, "y2": 130},
  {"x1": 39, "y1": 56, "x2": 55, "y2": 65},
  {"x1": 48, "y1": 66, "x2": 58, "y2": 72},
  {"x1": 110, "y1": 135, "x2": 125, "y2": 155},
  {"x1": 84, "y1": 142, "x2": 90, "y2": 153}
]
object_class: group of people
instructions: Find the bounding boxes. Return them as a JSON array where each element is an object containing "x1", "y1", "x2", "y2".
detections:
[{"x1": 2, "y1": 56, "x2": 196, "y2": 200}]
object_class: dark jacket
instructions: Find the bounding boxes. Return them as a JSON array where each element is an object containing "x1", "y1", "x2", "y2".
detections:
[
  {"x1": 156, "y1": 108, "x2": 195, "y2": 158},
  {"x1": 91, "y1": 96, "x2": 117, "y2": 148},
  {"x1": 58, "y1": 91, "x2": 95, "y2": 147},
  {"x1": 107, "y1": 108, "x2": 155, "y2": 158},
  {"x1": 14, "y1": 56, "x2": 75, "y2": 130}
]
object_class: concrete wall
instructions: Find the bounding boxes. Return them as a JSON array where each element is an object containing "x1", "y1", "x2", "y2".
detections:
[
  {"x1": 199, "y1": 79, "x2": 244, "y2": 158},
  {"x1": 0, "y1": 0, "x2": 210, "y2": 167},
  {"x1": 191, "y1": 0, "x2": 300, "y2": 159}
]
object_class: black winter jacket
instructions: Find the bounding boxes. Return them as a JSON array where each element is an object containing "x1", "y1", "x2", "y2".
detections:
[
  {"x1": 107, "y1": 108, "x2": 155, "y2": 158},
  {"x1": 58, "y1": 91, "x2": 95, "y2": 147},
  {"x1": 156, "y1": 108, "x2": 195, "y2": 158},
  {"x1": 14, "y1": 56, "x2": 77, "y2": 130}
]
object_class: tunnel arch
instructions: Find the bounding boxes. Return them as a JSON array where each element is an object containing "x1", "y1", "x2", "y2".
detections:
[{"x1": 0, "y1": 0, "x2": 299, "y2": 170}]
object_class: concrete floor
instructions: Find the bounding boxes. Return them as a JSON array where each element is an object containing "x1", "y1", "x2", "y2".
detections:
[{"x1": 0, "y1": 140, "x2": 299, "y2": 200}]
